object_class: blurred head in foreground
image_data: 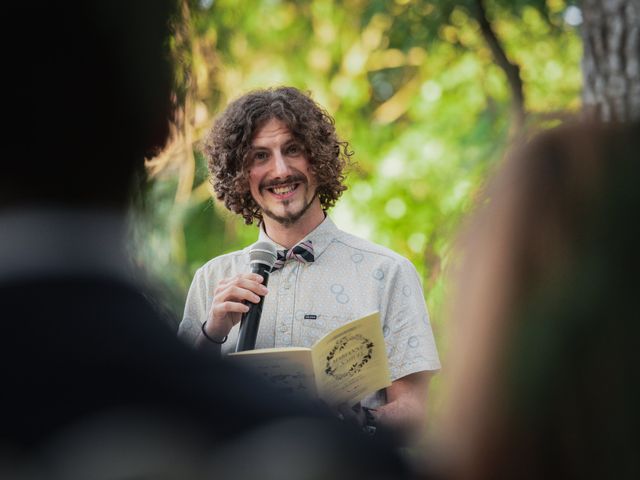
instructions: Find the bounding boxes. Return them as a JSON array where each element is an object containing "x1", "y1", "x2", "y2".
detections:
[
  {"x1": 438, "y1": 120, "x2": 640, "y2": 480},
  {"x1": 4, "y1": 0, "x2": 176, "y2": 210}
]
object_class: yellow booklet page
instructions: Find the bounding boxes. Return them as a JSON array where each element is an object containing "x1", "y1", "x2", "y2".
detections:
[{"x1": 229, "y1": 311, "x2": 391, "y2": 406}]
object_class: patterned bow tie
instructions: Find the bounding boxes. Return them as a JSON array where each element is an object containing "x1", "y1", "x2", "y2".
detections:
[{"x1": 272, "y1": 240, "x2": 314, "y2": 271}]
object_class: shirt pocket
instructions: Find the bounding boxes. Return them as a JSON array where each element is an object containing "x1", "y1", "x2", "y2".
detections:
[{"x1": 297, "y1": 313, "x2": 353, "y2": 348}]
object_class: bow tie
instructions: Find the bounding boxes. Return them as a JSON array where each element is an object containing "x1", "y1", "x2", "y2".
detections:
[{"x1": 272, "y1": 240, "x2": 314, "y2": 271}]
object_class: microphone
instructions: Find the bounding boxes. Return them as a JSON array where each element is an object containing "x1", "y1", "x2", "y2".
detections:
[{"x1": 235, "y1": 241, "x2": 277, "y2": 352}]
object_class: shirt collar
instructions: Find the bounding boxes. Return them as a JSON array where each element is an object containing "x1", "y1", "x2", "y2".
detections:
[{"x1": 257, "y1": 216, "x2": 339, "y2": 261}]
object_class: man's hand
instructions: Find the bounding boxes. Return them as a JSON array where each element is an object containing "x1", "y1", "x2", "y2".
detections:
[
  {"x1": 374, "y1": 371, "x2": 434, "y2": 442},
  {"x1": 336, "y1": 402, "x2": 368, "y2": 429},
  {"x1": 201, "y1": 273, "x2": 268, "y2": 342}
]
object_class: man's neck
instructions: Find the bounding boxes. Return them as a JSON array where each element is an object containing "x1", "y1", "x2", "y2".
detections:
[{"x1": 262, "y1": 205, "x2": 326, "y2": 249}]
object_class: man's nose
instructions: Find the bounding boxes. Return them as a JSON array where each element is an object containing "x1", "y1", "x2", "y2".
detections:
[{"x1": 272, "y1": 151, "x2": 292, "y2": 177}]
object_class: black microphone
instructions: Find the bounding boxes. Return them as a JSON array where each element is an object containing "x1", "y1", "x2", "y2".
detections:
[{"x1": 235, "y1": 241, "x2": 277, "y2": 352}]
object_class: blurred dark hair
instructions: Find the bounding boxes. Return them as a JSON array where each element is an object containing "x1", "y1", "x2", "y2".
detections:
[
  {"x1": 502, "y1": 121, "x2": 640, "y2": 480},
  {"x1": 204, "y1": 86, "x2": 352, "y2": 225},
  {"x1": 441, "y1": 120, "x2": 640, "y2": 480},
  {"x1": 4, "y1": 0, "x2": 179, "y2": 209}
]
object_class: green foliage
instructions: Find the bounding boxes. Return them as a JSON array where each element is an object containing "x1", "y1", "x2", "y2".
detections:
[{"x1": 134, "y1": 0, "x2": 582, "y2": 426}]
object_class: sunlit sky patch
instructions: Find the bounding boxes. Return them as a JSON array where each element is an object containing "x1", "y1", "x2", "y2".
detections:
[{"x1": 563, "y1": 6, "x2": 583, "y2": 27}]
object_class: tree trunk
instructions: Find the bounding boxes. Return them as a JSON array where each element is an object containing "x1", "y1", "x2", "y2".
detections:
[{"x1": 581, "y1": 0, "x2": 640, "y2": 122}]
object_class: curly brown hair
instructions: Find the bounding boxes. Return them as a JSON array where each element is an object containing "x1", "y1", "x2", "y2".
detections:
[{"x1": 203, "y1": 86, "x2": 352, "y2": 225}]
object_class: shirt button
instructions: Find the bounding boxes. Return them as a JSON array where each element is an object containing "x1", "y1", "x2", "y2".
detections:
[
  {"x1": 279, "y1": 325, "x2": 288, "y2": 332},
  {"x1": 283, "y1": 283, "x2": 291, "y2": 290}
]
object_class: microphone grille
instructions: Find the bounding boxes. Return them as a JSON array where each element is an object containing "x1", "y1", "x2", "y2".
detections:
[{"x1": 249, "y1": 241, "x2": 278, "y2": 268}]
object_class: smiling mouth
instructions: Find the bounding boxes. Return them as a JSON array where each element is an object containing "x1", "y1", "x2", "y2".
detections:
[
  {"x1": 265, "y1": 182, "x2": 301, "y2": 197},
  {"x1": 268, "y1": 183, "x2": 299, "y2": 195}
]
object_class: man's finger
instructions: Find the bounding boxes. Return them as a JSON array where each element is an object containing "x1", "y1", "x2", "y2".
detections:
[
  {"x1": 215, "y1": 301, "x2": 250, "y2": 315},
  {"x1": 226, "y1": 286, "x2": 261, "y2": 304},
  {"x1": 229, "y1": 277, "x2": 269, "y2": 296}
]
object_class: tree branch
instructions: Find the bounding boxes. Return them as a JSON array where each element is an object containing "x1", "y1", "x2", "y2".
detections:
[{"x1": 474, "y1": 0, "x2": 526, "y2": 129}]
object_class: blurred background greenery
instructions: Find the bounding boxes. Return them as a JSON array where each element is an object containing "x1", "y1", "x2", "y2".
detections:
[{"x1": 132, "y1": 0, "x2": 582, "y2": 427}]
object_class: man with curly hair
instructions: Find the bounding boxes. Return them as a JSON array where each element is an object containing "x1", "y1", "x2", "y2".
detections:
[{"x1": 178, "y1": 87, "x2": 440, "y2": 440}]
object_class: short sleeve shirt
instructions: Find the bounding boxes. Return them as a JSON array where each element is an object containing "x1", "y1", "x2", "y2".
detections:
[{"x1": 178, "y1": 217, "x2": 441, "y2": 408}]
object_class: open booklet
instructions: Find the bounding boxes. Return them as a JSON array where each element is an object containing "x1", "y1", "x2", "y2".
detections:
[{"x1": 229, "y1": 311, "x2": 391, "y2": 407}]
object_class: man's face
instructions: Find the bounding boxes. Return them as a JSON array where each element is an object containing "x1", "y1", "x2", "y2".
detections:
[{"x1": 247, "y1": 118, "x2": 319, "y2": 226}]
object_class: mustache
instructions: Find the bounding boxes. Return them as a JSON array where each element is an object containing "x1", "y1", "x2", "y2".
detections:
[{"x1": 260, "y1": 174, "x2": 307, "y2": 190}]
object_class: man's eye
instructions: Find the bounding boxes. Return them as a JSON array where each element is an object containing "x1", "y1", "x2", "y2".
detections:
[
  {"x1": 254, "y1": 151, "x2": 269, "y2": 162},
  {"x1": 286, "y1": 144, "x2": 301, "y2": 155}
]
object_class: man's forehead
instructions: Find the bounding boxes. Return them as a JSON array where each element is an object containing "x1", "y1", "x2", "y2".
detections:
[{"x1": 251, "y1": 118, "x2": 294, "y2": 146}]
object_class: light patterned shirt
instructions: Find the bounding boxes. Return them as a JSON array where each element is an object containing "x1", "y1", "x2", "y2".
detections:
[{"x1": 178, "y1": 217, "x2": 440, "y2": 408}]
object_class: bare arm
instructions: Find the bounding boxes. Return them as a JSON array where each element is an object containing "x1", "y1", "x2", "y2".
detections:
[{"x1": 374, "y1": 371, "x2": 434, "y2": 442}]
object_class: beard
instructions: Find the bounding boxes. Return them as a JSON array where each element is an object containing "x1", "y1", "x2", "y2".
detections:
[{"x1": 261, "y1": 190, "x2": 318, "y2": 227}]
